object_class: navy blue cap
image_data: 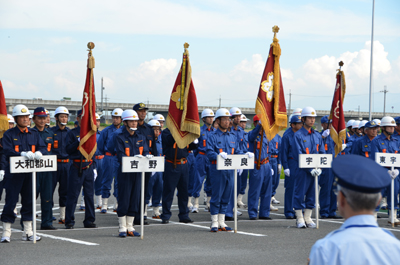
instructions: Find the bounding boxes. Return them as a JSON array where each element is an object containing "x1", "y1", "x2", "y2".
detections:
[
  {"x1": 77, "y1": 109, "x2": 83, "y2": 117},
  {"x1": 321, "y1": 115, "x2": 329, "y2": 124},
  {"x1": 33, "y1": 107, "x2": 47, "y2": 117},
  {"x1": 332, "y1": 155, "x2": 391, "y2": 193},
  {"x1": 133, "y1": 103, "x2": 148, "y2": 111},
  {"x1": 290, "y1": 115, "x2": 302, "y2": 124},
  {"x1": 365, "y1": 121, "x2": 379, "y2": 128},
  {"x1": 74, "y1": 121, "x2": 79, "y2": 125},
  {"x1": 395, "y1": 117, "x2": 400, "y2": 124}
]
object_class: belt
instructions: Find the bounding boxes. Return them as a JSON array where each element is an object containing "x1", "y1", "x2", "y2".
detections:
[
  {"x1": 72, "y1": 160, "x2": 93, "y2": 170},
  {"x1": 57, "y1": 159, "x2": 69, "y2": 163},
  {"x1": 95, "y1": 155, "x2": 104, "y2": 160},
  {"x1": 254, "y1": 158, "x2": 269, "y2": 165},
  {"x1": 105, "y1": 152, "x2": 115, "y2": 156},
  {"x1": 270, "y1": 155, "x2": 278, "y2": 158},
  {"x1": 211, "y1": 160, "x2": 217, "y2": 165},
  {"x1": 73, "y1": 159, "x2": 93, "y2": 163},
  {"x1": 198, "y1": 151, "x2": 206, "y2": 155},
  {"x1": 166, "y1": 158, "x2": 187, "y2": 165}
]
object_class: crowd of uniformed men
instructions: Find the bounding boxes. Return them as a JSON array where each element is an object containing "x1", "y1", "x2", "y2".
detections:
[{"x1": 1, "y1": 103, "x2": 400, "y2": 242}]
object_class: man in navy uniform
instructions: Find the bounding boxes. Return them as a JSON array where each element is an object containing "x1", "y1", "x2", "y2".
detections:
[{"x1": 309, "y1": 155, "x2": 400, "y2": 264}]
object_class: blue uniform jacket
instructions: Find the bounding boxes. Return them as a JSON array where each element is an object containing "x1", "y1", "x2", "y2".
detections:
[
  {"x1": 371, "y1": 133, "x2": 400, "y2": 161},
  {"x1": 98, "y1": 124, "x2": 120, "y2": 155},
  {"x1": 162, "y1": 128, "x2": 197, "y2": 160},
  {"x1": 230, "y1": 125, "x2": 246, "y2": 153},
  {"x1": 106, "y1": 125, "x2": 125, "y2": 156},
  {"x1": 280, "y1": 128, "x2": 295, "y2": 170},
  {"x1": 31, "y1": 127, "x2": 54, "y2": 155},
  {"x1": 50, "y1": 125, "x2": 70, "y2": 159},
  {"x1": 269, "y1": 134, "x2": 282, "y2": 164},
  {"x1": 115, "y1": 129, "x2": 149, "y2": 163},
  {"x1": 351, "y1": 135, "x2": 375, "y2": 159},
  {"x1": 137, "y1": 122, "x2": 159, "y2": 157},
  {"x1": 65, "y1": 126, "x2": 95, "y2": 168},
  {"x1": 197, "y1": 124, "x2": 215, "y2": 154},
  {"x1": 248, "y1": 124, "x2": 269, "y2": 161},
  {"x1": 206, "y1": 128, "x2": 243, "y2": 162}
]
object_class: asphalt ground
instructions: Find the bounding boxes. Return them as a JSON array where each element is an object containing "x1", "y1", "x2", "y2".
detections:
[{"x1": 1, "y1": 179, "x2": 400, "y2": 265}]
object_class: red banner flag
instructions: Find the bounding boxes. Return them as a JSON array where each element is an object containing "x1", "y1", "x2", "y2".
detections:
[
  {"x1": 166, "y1": 43, "x2": 200, "y2": 148},
  {"x1": 329, "y1": 63, "x2": 346, "y2": 157},
  {"x1": 0, "y1": 81, "x2": 9, "y2": 138},
  {"x1": 79, "y1": 42, "x2": 97, "y2": 160},
  {"x1": 255, "y1": 26, "x2": 287, "y2": 141}
]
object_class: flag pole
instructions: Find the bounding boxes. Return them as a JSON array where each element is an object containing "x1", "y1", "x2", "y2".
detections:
[{"x1": 368, "y1": 0, "x2": 375, "y2": 120}]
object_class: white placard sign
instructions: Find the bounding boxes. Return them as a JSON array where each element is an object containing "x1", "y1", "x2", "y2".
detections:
[
  {"x1": 122, "y1": 156, "x2": 164, "y2": 173},
  {"x1": 216, "y1": 154, "x2": 254, "y2": 170},
  {"x1": 374, "y1": 153, "x2": 400, "y2": 167},
  {"x1": 299, "y1": 154, "x2": 332, "y2": 169},
  {"x1": 10, "y1": 155, "x2": 58, "y2": 173}
]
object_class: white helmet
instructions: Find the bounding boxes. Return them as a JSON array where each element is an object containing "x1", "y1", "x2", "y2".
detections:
[
  {"x1": 12, "y1": 104, "x2": 30, "y2": 117},
  {"x1": 346, "y1": 119, "x2": 355, "y2": 127},
  {"x1": 95, "y1": 113, "x2": 101, "y2": 120},
  {"x1": 301, "y1": 106, "x2": 317, "y2": 117},
  {"x1": 240, "y1": 114, "x2": 248, "y2": 122},
  {"x1": 112, "y1": 108, "x2": 123, "y2": 117},
  {"x1": 359, "y1": 120, "x2": 368, "y2": 128},
  {"x1": 148, "y1": 120, "x2": 161, "y2": 127},
  {"x1": 229, "y1": 107, "x2": 242, "y2": 116},
  {"x1": 381, "y1": 116, "x2": 396, "y2": 127},
  {"x1": 292, "y1": 108, "x2": 302, "y2": 116},
  {"x1": 153, "y1": 114, "x2": 165, "y2": 121},
  {"x1": 7, "y1": 114, "x2": 15, "y2": 123},
  {"x1": 201, "y1": 109, "x2": 215, "y2": 118},
  {"x1": 352, "y1": 120, "x2": 360, "y2": 129},
  {"x1": 215, "y1": 108, "x2": 231, "y2": 119},
  {"x1": 372, "y1": 119, "x2": 381, "y2": 126},
  {"x1": 45, "y1": 109, "x2": 49, "y2": 115},
  {"x1": 122, "y1": 110, "x2": 139, "y2": 121},
  {"x1": 54, "y1": 106, "x2": 69, "y2": 116}
]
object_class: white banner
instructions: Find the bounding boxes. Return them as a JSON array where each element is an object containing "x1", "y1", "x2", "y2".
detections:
[
  {"x1": 122, "y1": 156, "x2": 164, "y2": 173},
  {"x1": 216, "y1": 154, "x2": 255, "y2": 170},
  {"x1": 298, "y1": 154, "x2": 332, "y2": 169},
  {"x1": 374, "y1": 153, "x2": 400, "y2": 167},
  {"x1": 10, "y1": 155, "x2": 57, "y2": 173}
]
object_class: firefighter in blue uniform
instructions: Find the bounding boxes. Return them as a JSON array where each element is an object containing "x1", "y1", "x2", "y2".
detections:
[
  {"x1": 292, "y1": 107, "x2": 325, "y2": 228},
  {"x1": 280, "y1": 114, "x2": 303, "y2": 219},
  {"x1": 31, "y1": 107, "x2": 57, "y2": 230},
  {"x1": 351, "y1": 121, "x2": 379, "y2": 158},
  {"x1": 51, "y1": 106, "x2": 70, "y2": 224},
  {"x1": 1, "y1": 105, "x2": 46, "y2": 242},
  {"x1": 393, "y1": 117, "x2": 400, "y2": 140},
  {"x1": 191, "y1": 109, "x2": 215, "y2": 213},
  {"x1": 269, "y1": 133, "x2": 282, "y2": 210},
  {"x1": 247, "y1": 119, "x2": 273, "y2": 220},
  {"x1": 238, "y1": 114, "x2": 249, "y2": 209},
  {"x1": 64, "y1": 110, "x2": 96, "y2": 229},
  {"x1": 93, "y1": 113, "x2": 104, "y2": 209},
  {"x1": 0, "y1": 115, "x2": 14, "y2": 201},
  {"x1": 98, "y1": 108, "x2": 123, "y2": 213},
  {"x1": 206, "y1": 108, "x2": 250, "y2": 232},
  {"x1": 115, "y1": 110, "x2": 150, "y2": 237}
]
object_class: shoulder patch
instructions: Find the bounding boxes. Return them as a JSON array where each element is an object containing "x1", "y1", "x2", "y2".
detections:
[{"x1": 303, "y1": 140, "x2": 306, "y2": 142}]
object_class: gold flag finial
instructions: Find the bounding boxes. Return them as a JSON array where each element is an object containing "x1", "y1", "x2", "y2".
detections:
[
  {"x1": 272, "y1": 25, "x2": 280, "y2": 38},
  {"x1": 184, "y1": 42, "x2": 189, "y2": 49},
  {"x1": 87, "y1": 42, "x2": 95, "y2": 69}
]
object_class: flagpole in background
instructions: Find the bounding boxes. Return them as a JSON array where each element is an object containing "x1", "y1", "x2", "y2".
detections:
[{"x1": 368, "y1": 0, "x2": 375, "y2": 120}]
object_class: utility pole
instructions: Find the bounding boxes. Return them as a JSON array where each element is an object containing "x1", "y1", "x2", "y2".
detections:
[
  {"x1": 105, "y1": 95, "x2": 108, "y2": 124},
  {"x1": 380, "y1": 85, "x2": 388, "y2": 116},
  {"x1": 101, "y1": 77, "x2": 105, "y2": 112},
  {"x1": 368, "y1": 0, "x2": 375, "y2": 120},
  {"x1": 218, "y1": 95, "x2": 221, "y2": 108}
]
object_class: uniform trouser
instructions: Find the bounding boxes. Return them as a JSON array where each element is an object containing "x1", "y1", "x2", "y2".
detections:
[
  {"x1": 101, "y1": 155, "x2": 119, "y2": 199},
  {"x1": 145, "y1": 172, "x2": 163, "y2": 207},
  {"x1": 388, "y1": 177, "x2": 400, "y2": 210},
  {"x1": 226, "y1": 169, "x2": 242, "y2": 218},
  {"x1": 270, "y1": 158, "x2": 279, "y2": 196},
  {"x1": 329, "y1": 180, "x2": 338, "y2": 216},
  {"x1": 248, "y1": 163, "x2": 272, "y2": 218},
  {"x1": 192, "y1": 154, "x2": 212, "y2": 198},
  {"x1": 0, "y1": 178, "x2": 4, "y2": 200},
  {"x1": 1, "y1": 173, "x2": 32, "y2": 223},
  {"x1": 37, "y1": 172, "x2": 53, "y2": 227},
  {"x1": 319, "y1": 168, "x2": 334, "y2": 217},
  {"x1": 94, "y1": 158, "x2": 104, "y2": 196},
  {"x1": 284, "y1": 159, "x2": 297, "y2": 217},
  {"x1": 117, "y1": 172, "x2": 140, "y2": 217},
  {"x1": 65, "y1": 163, "x2": 95, "y2": 226},
  {"x1": 293, "y1": 168, "x2": 315, "y2": 210},
  {"x1": 209, "y1": 166, "x2": 233, "y2": 216},
  {"x1": 161, "y1": 162, "x2": 189, "y2": 221},
  {"x1": 187, "y1": 154, "x2": 196, "y2": 197},
  {"x1": 52, "y1": 161, "x2": 70, "y2": 207},
  {"x1": 239, "y1": 169, "x2": 249, "y2": 195}
]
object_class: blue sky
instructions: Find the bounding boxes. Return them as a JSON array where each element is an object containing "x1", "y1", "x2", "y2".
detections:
[{"x1": 0, "y1": 0, "x2": 399, "y2": 114}]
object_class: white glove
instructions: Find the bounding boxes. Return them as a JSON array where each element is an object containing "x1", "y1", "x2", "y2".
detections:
[
  {"x1": 93, "y1": 169, "x2": 98, "y2": 181},
  {"x1": 151, "y1": 172, "x2": 156, "y2": 177},
  {"x1": 220, "y1": 152, "x2": 228, "y2": 159},
  {"x1": 34, "y1": 151, "x2": 43, "y2": 160},
  {"x1": 134, "y1": 154, "x2": 144, "y2": 158},
  {"x1": 193, "y1": 138, "x2": 199, "y2": 144},
  {"x1": 389, "y1": 170, "x2": 399, "y2": 180},
  {"x1": 0, "y1": 170, "x2": 4, "y2": 182},
  {"x1": 317, "y1": 168, "x2": 322, "y2": 176},
  {"x1": 322, "y1": 129, "x2": 330, "y2": 137},
  {"x1": 341, "y1": 144, "x2": 347, "y2": 151},
  {"x1": 146, "y1": 154, "x2": 154, "y2": 159},
  {"x1": 78, "y1": 137, "x2": 80, "y2": 142},
  {"x1": 237, "y1": 169, "x2": 243, "y2": 175},
  {"x1": 311, "y1": 169, "x2": 318, "y2": 177},
  {"x1": 271, "y1": 169, "x2": 274, "y2": 175},
  {"x1": 394, "y1": 169, "x2": 399, "y2": 178},
  {"x1": 258, "y1": 120, "x2": 261, "y2": 124},
  {"x1": 284, "y1": 169, "x2": 290, "y2": 177},
  {"x1": 246, "y1": 152, "x2": 254, "y2": 158},
  {"x1": 22, "y1": 151, "x2": 35, "y2": 160},
  {"x1": 278, "y1": 164, "x2": 282, "y2": 172}
]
